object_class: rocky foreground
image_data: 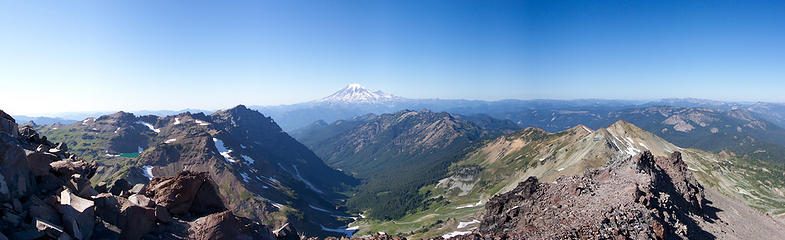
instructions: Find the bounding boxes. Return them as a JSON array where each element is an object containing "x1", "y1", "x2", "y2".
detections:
[
  {"x1": 326, "y1": 151, "x2": 785, "y2": 240},
  {"x1": 1, "y1": 110, "x2": 305, "y2": 240}
]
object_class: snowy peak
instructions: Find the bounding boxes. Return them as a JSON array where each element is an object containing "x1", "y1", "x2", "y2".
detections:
[{"x1": 318, "y1": 84, "x2": 403, "y2": 104}]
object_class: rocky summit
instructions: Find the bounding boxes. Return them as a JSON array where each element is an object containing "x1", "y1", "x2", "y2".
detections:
[{"x1": 0, "y1": 109, "x2": 313, "y2": 240}]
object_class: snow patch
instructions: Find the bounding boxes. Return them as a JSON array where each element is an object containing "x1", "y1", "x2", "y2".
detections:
[
  {"x1": 213, "y1": 138, "x2": 238, "y2": 163},
  {"x1": 442, "y1": 231, "x2": 472, "y2": 239},
  {"x1": 173, "y1": 118, "x2": 181, "y2": 125},
  {"x1": 292, "y1": 165, "x2": 323, "y2": 194},
  {"x1": 240, "y1": 173, "x2": 251, "y2": 183},
  {"x1": 320, "y1": 224, "x2": 357, "y2": 237},
  {"x1": 456, "y1": 200, "x2": 483, "y2": 209},
  {"x1": 457, "y1": 220, "x2": 479, "y2": 229},
  {"x1": 136, "y1": 121, "x2": 160, "y2": 133},
  {"x1": 138, "y1": 146, "x2": 144, "y2": 153},
  {"x1": 557, "y1": 167, "x2": 565, "y2": 172},
  {"x1": 194, "y1": 119, "x2": 209, "y2": 126},
  {"x1": 309, "y1": 204, "x2": 332, "y2": 213},
  {"x1": 105, "y1": 153, "x2": 120, "y2": 157},
  {"x1": 581, "y1": 125, "x2": 593, "y2": 133},
  {"x1": 114, "y1": 127, "x2": 121, "y2": 134},
  {"x1": 141, "y1": 165, "x2": 154, "y2": 180},
  {"x1": 256, "y1": 194, "x2": 284, "y2": 209},
  {"x1": 241, "y1": 155, "x2": 255, "y2": 164},
  {"x1": 164, "y1": 138, "x2": 177, "y2": 144}
]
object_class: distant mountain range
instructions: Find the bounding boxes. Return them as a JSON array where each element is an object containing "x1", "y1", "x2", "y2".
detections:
[{"x1": 14, "y1": 84, "x2": 785, "y2": 134}]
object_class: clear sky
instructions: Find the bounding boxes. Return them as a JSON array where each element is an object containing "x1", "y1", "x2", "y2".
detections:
[{"x1": 1, "y1": 0, "x2": 784, "y2": 115}]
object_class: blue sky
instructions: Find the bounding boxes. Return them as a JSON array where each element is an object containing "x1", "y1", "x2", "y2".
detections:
[{"x1": 1, "y1": 0, "x2": 784, "y2": 115}]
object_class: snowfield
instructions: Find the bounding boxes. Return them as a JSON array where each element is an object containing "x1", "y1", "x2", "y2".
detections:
[
  {"x1": 136, "y1": 121, "x2": 160, "y2": 133},
  {"x1": 141, "y1": 165, "x2": 154, "y2": 180},
  {"x1": 213, "y1": 138, "x2": 239, "y2": 163}
]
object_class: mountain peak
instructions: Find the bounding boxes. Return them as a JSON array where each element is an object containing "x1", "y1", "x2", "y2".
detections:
[{"x1": 318, "y1": 84, "x2": 403, "y2": 104}]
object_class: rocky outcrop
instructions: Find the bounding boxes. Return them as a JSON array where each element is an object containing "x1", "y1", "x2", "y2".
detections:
[
  {"x1": 188, "y1": 210, "x2": 277, "y2": 240},
  {"x1": 467, "y1": 151, "x2": 711, "y2": 239},
  {"x1": 0, "y1": 110, "x2": 283, "y2": 240},
  {"x1": 141, "y1": 171, "x2": 226, "y2": 216}
]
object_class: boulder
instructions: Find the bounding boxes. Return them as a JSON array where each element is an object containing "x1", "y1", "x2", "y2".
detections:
[
  {"x1": 29, "y1": 195, "x2": 61, "y2": 225},
  {"x1": 55, "y1": 142, "x2": 68, "y2": 152},
  {"x1": 129, "y1": 183, "x2": 145, "y2": 194},
  {"x1": 24, "y1": 150, "x2": 57, "y2": 177},
  {"x1": 109, "y1": 179, "x2": 131, "y2": 196},
  {"x1": 50, "y1": 159, "x2": 97, "y2": 179},
  {"x1": 18, "y1": 125, "x2": 40, "y2": 143},
  {"x1": 59, "y1": 189, "x2": 95, "y2": 240},
  {"x1": 0, "y1": 139, "x2": 34, "y2": 201},
  {"x1": 154, "y1": 205, "x2": 172, "y2": 223},
  {"x1": 68, "y1": 174, "x2": 98, "y2": 198},
  {"x1": 36, "y1": 218, "x2": 69, "y2": 239},
  {"x1": 0, "y1": 109, "x2": 18, "y2": 137},
  {"x1": 188, "y1": 210, "x2": 276, "y2": 240},
  {"x1": 273, "y1": 223, "x2": 300, "y2": 240},
  {"x1": 128, "y1": 194, "x2": 155, "y2": 207},
  {"x1": 36, "y1": 144, "x2": 50, "y2": 153},
  {"x1": 95, "y1": 182, "x2": 108, "y2": 193},
  {"x1": 142, "y1": 171, "x2": 226, "y2": 216},
  {"x1": 118, "y1": 205, "x2": 156, "y2": 240},
  {"x1": 93, "y1": 193, "x2": 129, "y2": 226}
]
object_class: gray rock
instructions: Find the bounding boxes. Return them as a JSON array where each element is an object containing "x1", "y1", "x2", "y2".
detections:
[
  {"x1": 129, "y1": 183, "x2": 145, "y2": 194},
  {"x1": 0, "y1": 139, "x2": 34, "y2": 201},
  {"x1": 59, "y1": 189, "x2": 95, "y2": 240},
  {"x1": 68, "y1": 174, "x2": 98, "y2": 198},
  {"x1": 0, "y1": 110, "x2": 18, "y2": 137},
  {"x1": 129, "y1": 194, "x2": 154, "y2": 207},
  {"x1": 36, "y1": 218, "x2": 68, "y2": 239},
  {"x1": 25, "y1": 150, "x2": 57, "y2": 177},
  {"x1": 29, "y1": 195, "x2": 62, "y2": 225}
]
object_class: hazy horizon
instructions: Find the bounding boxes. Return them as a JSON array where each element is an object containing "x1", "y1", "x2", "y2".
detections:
[{"x1": 2, "y1": 1, "x2": 785, "y2": 115}]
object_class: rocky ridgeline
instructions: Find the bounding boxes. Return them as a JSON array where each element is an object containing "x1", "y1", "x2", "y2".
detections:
[
  {"x1": 462, "y1": 151, "x2": 709, "y2": 239},
  {"x1": 0, "y1": 110, "x2": 303, "y2": 240},
  {"x1": 323, "y1": 151, "x2": 711, "y2": 240}
]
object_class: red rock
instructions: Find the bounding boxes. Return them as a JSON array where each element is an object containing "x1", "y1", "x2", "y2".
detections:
[
  {"x1": 188, "y1": 210, "x2": 276, "y2": 240},
  {"x1": 141, "y1": 171, "x2": 225, "y2": 216}
]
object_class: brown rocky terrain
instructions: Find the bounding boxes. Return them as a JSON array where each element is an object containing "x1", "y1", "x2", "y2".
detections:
[
  {"x1": 448, "y1": 151, "x2": 785, "y2": 239},
  {"x1": 330, "y1": 150, "x2": 785, "y2": 240},
  {"x1": 0, "y1": 109, "x2": 309, "y2": 240},
  {"x1": 35, "y1": 105, "x2": 359, "y2": 236}
]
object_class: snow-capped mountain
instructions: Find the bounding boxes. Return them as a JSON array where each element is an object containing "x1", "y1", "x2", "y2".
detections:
[{"x1": 318, "y1": 84, "x2": 404, "y2": 104}]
